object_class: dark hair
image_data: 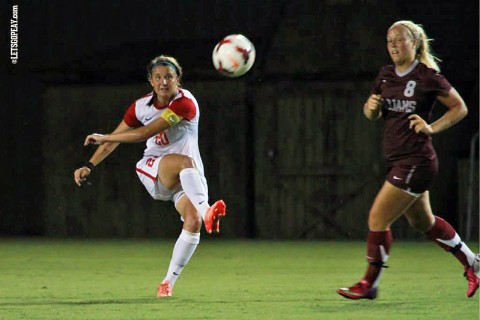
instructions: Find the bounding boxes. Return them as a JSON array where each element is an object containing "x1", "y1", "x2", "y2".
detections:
[
  {"x1": 146, "y1": 55, "x2": 183, "y2": 79},
  {"x1": 146, "y1": 55, "x2": 183, "y2": 107}
]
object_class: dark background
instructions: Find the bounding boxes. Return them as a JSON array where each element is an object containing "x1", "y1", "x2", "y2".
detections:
[{"x1": 1, "y1": 0, "x2": 478, "y2": 239}]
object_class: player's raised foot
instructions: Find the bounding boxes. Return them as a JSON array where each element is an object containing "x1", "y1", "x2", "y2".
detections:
[
  {"x1": 156, "y1": 280, "x2": 172, "y2": 298},
  {"x1": 337, "y1": 279, "x2": 377, "y2": 300},
  {"x1": 464, "y1": 266, "x2": 479, "y2": 298},
  {"x1": 204, "y1": 200, "x2": 226, "y2": 234}
]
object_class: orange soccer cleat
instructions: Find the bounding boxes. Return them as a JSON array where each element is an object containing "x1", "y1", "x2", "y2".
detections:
[
  {"x1": 156, "y1": 280, "x2": 172, "y2": 298},
  {"x1": 204, "y1": 200, "x2": 226, "y2": 234}
]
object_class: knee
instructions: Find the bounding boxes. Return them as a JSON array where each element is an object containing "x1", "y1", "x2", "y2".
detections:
[
  {"x1": 368, "y1": 217, "x2": 381, "y2": 231},
  {"x1": 180, "y1": 156, "x2": 195, "y2": 170},
  {"x1": 368, "y1": 210, "x2": 389, "y2": 231},
  {"x1": 407, "y1": 215, "x2": 434, "y2": 233},
  {"x1": 406, "y1": 217, "x2": 421, "y2": 231},
  {"x1": 184, "y1": 211, "x2": 202, "y2": 232}
]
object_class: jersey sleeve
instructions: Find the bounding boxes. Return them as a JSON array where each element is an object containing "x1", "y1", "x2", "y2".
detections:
[
  {"x1": 123, "y1": 101, "x2": 143, "y2": 128},
  {"x1": 370, "y1": 67, "x2": 386, "y2": 95},
  {"x1": 426, "y1": 71, "x2": 452, "y2": 97},
  {"x1": 169, "y1": 97, "x2": 196, "y2": 120}
]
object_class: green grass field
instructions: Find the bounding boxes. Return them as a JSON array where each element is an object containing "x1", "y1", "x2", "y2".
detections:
[{"x1": 0, "y1": 239, "x2": 478, "y2": 319}]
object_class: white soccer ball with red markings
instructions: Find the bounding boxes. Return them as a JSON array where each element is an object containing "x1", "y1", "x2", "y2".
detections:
[{"x1": 212, "y1": 34, "x2": 256, "y2": 77}]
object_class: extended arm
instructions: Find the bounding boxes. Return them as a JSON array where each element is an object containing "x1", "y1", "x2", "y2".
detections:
[
  {"x1": 84, "y1": 111, "x2": 180, "y2": 145},
  {"x1": 74, "y1": 120, "x2": 133, "y2": 186}
]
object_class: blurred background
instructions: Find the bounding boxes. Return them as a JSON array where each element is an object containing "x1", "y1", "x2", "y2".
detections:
[{"x1": 1, "y1": 0, "x2": 478, "y2": 240}]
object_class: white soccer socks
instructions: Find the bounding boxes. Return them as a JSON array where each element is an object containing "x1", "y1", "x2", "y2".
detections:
[
  {"x1": 164, "y1": 229, "x2": 200, "y2": 287},
  {"x1": 179, "y1": 168, "x2": 210, "y2": 219}
]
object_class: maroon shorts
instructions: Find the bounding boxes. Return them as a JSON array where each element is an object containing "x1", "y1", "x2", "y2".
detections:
[{"x1": 386, "y1": 160, "x2": 438, "y2": 194}]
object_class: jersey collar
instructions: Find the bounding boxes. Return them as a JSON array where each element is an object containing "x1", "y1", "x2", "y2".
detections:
[{"x1": 395, "y1": 59, "x2": 419, "y2": 77}]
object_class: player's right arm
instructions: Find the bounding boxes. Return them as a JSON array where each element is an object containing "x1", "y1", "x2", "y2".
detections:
[
  {"x1": 363, "y1": 94, "x2": 383, "y2": 121},
  {"x1": 74, "y1": 120, "x2": 133, "y2": 186}
]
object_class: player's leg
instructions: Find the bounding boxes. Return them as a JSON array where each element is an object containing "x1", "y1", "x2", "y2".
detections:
[
  {"x1": 157, "y1": 195, "x2": 202, "y2": 298},
  {"x1": 405, "y1": 191, "x2": 475, "y2": 267},
  {"x1": 337, "y1": 181, "x2": 416, "y2": 300},
  {"x1": 364, "y1": 181, "x2": 417, "y2": 290},
  {"x1": 474, "y1": 254, "x2": 480, "y2": 278},
  {"x1": 405, "y1": 192, "x2": 479, "y2": 297},
  {"x1": 135, "y1": 156, "x2": 205, "y2": 297},
  {"x1": 178, "y1": 166, "x2": 225, "y2": 233},
  {"x1": 158, "y1": 154, "x2": 226, "y2": 233},
  {"x1": 157, "y1": 154, "x2": 208, "y2": 213}
]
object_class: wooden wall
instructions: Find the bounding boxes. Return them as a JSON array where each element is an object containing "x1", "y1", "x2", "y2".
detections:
[
  {"x1": 253, "y1": 81, "x2": 384, "y2": 239},
  {"x1": 458, "y1": 159, "x2": 479, "y2": 241}
]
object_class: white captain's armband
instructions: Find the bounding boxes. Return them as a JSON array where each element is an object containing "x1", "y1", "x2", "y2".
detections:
[{"x1": 160, "y1": 108, "x2": 181, "y2": 126}]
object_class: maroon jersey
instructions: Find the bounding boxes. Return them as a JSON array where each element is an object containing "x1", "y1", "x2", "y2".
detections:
[{"x1": 371, "y1": 60, "x2": 452, "y2": 165}]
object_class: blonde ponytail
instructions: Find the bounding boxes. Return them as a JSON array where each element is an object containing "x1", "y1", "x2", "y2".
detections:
[{"x1": 390, "y1": 20, "x2": 441, "y2": 71}]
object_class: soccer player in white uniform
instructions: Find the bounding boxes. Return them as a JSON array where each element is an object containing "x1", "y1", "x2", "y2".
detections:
[{"x1": 74, "y1": 55, "x2": 226, "y2": 297}]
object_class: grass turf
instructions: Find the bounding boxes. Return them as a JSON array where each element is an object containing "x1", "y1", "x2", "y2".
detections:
[{"x1": 0, "y1": 239, "x2": 478, "y2": 319}]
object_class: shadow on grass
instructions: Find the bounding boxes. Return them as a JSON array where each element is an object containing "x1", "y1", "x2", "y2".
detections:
[
  {"x1": 0, "y1": 297, "x2": 340, "y2": 307},
  {"x1": 0, "y1": 298, "x2": 157, "y2": 307}
]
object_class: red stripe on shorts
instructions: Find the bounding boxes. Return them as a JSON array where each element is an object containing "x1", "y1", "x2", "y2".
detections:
[{"x1": 136, "y1": 167, "x2": 156, "y2": 181}]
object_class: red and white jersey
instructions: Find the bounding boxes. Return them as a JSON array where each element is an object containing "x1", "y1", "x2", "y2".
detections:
[{"x1": 123, "y1": 89, "x2": 204, "y2": 175}]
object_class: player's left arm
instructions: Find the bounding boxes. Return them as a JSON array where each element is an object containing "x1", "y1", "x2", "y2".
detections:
[
  {"x1": 84, "y1": 109, "x2": 182, "y2": 145},
  {"x1": 409, "y1": 87, "x2": 468, "y2": 135},
  {"x1": 430, "y1": 87, "x2": 468, "y2": 134}
]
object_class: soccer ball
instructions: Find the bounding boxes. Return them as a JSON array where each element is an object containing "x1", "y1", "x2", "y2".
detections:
[{"x1": 212, "y1": 34, "x2": 256, "y2": 77}]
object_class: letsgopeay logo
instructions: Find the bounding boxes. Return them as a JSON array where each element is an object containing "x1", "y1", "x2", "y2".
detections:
[{"x1": 10, "y1": 5, "x2": 19, "y2": 64}]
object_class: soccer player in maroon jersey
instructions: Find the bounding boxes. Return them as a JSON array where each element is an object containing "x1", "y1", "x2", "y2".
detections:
[{"x1": 337, "y1": 20, "x2": 479, "y2": 300}]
